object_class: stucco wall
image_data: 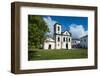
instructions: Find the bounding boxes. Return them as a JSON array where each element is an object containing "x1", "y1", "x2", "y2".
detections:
[
  {"x1": 61, "y1": 36, "x2": 72, "y2": 49},
  {"x1": 80, "y1": 36, "x2": 88, "y2": 48},
  {"x1": 44, "y1": 41, "x2": 55, "y2": 49},
  {"x1": 55, "y1": 35, "x2": 62, "y2": 49}
]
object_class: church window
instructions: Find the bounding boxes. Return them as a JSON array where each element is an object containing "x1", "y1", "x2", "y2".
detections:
[
  {"x1": 69, "y1": 38, "x2": 70, "y2": 42},
  {"x1": 63, "y1": 37, "x2": 65, "y2": 42},
  {"x1": 58, "y1": 37, "x2": 60, "y2": 42},
  {"x1": 58, "y1": 26, "x2": 60, "y2": 31}
]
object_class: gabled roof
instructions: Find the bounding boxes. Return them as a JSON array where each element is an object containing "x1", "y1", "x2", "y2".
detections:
[
  {"x1": 44, "y1": 37, "x2": 55, "y2": 42},
  {"x1": 80, "y1": 35, "x2": 88, "y2": 39},
  {"x1": 61, "y1": 30, "x2": 71, "y2": 36}
]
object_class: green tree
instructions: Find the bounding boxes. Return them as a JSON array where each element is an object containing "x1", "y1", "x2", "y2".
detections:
[{"x1": 28, "y1": 15, "x2": 49, "y2": 50}]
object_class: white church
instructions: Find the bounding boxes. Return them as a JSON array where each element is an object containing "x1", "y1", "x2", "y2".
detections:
[{"x1": 43, "y1": 23, "x2": 72, "y2": 49}]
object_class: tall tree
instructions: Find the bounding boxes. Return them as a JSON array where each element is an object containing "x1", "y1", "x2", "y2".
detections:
[{"x1": 28, "y1": 15, "x2": 49, "y2": 50}]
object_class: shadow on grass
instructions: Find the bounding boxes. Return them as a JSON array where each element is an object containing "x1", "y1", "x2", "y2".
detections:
[{"x1": 28, "y1": 50, "x2": 38, "y2": 60}]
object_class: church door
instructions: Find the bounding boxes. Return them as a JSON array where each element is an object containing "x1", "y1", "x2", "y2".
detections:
[
  {"x1": 66, "y1": 43, "x2": 68, "y2": 49},
  {"x1": 48, "y1": 44, "x2": 51, "y2": 49}
]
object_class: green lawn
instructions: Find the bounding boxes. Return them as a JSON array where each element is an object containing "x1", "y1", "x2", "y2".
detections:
[{"x1": 28, "y1": 49, "x2": 88, "y2": 61}]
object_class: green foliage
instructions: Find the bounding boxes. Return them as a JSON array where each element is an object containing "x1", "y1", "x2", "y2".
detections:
[{"x1": 28, "y1": 15, "x2": 49, "y2": 49}]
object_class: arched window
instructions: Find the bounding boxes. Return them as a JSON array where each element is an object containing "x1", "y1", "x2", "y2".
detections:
[
  {"x1": 58, "y1": 26, "x2": 60, "y2": 31},
  {"x1": 63, "y1": 37, "x2": 65, "y2": 42},
  {"x1": 58, "y1": 37, "x2": 60, "y2": 42},
  {"x1": 69, "y1": 38, "x2": 70, "y2": 42}
]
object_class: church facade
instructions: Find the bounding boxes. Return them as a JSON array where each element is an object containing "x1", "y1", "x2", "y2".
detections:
[{"x1": 44, "y1": 23, "x2": 72, "y2": 49}]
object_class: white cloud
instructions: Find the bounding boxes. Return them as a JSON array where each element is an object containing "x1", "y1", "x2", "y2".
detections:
[
  {"x1": 43, "y1": 17, "x2": 87, "y2": 39},
  {"x1": 43, "y1": 17, "x2": 57, "y2": 37},
  {"x1": 69, "y1": 24, "x2": 88, "y2": 39}
]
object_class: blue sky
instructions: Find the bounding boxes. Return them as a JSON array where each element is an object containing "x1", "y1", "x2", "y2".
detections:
[{"x1": 43, "y1": 15, "x2": 88, "y2": 39}]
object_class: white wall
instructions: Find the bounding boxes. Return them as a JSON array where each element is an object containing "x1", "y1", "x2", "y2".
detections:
[
  {"x1": 44, "y1": 41, "x2": 55, "y2": 49},
  {"x1": 80, "y1": 36, "x2": 88, "y2": 48},
  {"x1": 0, "y1": 0, "x2": 100, "y2": 76},
  {"x1": 62, "y1": 36, "x2": 72, "y2": 49},
  {"x1": 68, "y1": 43, "x2": 72, "y2": 49},
  {"x1": 56, "y1": 35, "x2": 62, "y2": 49}
]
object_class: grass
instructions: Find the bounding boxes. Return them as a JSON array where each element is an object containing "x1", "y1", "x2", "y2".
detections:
[{"x1": 28, "y1": 48, "x2": 88, "y2": 61}]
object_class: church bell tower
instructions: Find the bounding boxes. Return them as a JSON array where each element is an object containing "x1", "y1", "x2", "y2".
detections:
[
  {"x1": 54, "y1": 23, "x2": 62, "y2": 49},
  {"x1": 54, "y1": 23, "x2": 61, "y2": 34}
]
